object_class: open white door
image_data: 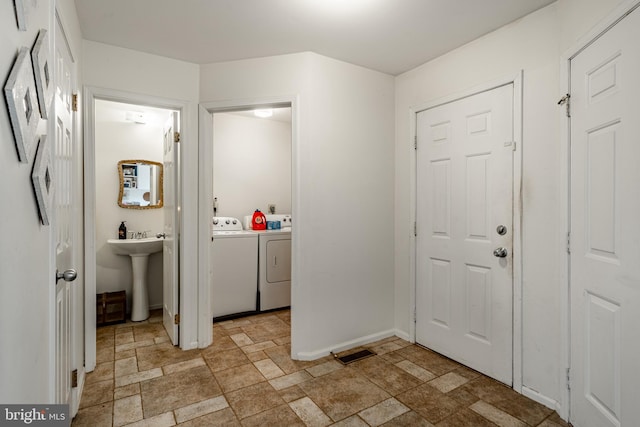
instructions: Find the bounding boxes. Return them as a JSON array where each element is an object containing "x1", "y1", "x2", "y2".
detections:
[
  {"x1": 569, "y1": 5, "x2": 640, "y2": 426},
  {"x1": 415, "y1": 84, "x2": 514, "y2": 385},
  {"x1": 163, "y1": 112, "x2": 180, "y2": 345},
  {"x1": 54, "y1": 12, "x2": 79, "y2": 409}
]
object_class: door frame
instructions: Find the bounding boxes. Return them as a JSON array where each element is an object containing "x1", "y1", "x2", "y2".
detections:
[
  {"x1": 560, "y1": 0, "x2": 640, "y2": 422},
  {"x1": 409, "y1": 72, "x2": 523, "y2": 390},
  {"x1": 83, "y1": 87, "x2": 190, "y2": 370},
  {"x1": 198, "y1": 95, "x2": 299, "y2": 351}
]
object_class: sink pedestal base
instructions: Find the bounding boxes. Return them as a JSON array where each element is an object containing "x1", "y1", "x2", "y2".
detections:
[
  {"x1": 107, "y1": 238, "x2": 162, "y2": 322},
  {"x1": 130, "y1": 254, "x2": 150, "y2": 321}
]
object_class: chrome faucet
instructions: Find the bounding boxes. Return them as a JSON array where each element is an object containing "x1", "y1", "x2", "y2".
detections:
[{"x1": 127, "y1": 230, "x2": 152, "y2": 239}]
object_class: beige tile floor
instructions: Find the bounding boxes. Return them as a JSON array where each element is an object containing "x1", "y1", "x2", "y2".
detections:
[{"x1": 73, "y1": 309, "x2": 570, "y2": 427}]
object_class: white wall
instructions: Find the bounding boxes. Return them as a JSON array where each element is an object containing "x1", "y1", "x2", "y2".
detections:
[
  {"x1": 201, "y1": 52, "x2": 396, "y2": 358},
  {"x1": 82, "y1": 41, "x2": 201, "y2": 348},
  {"x1": 0, "y1": 0, "x2": 83, "y2": 403},
  {"x1": 394, "y1": 0, "x2": 627, "y2": 409},
  {"x1": 213, "y1": 112, "x2": 292, "y2": 221},
  {"x1": 94, "y1": 101, "x2": 166, "y2": 311}
]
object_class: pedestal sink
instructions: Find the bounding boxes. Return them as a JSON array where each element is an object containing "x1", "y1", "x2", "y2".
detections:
[{"x1": 107, "y1": 237, "x2": 163, "y2": 321}]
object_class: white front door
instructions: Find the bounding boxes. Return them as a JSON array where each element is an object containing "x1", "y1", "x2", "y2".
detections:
[
  {"x1": 54, "y1": 12, "x2": 78, "y2": 407},
  {"x1": 416, "y1": 84, "x2": 514, "y2": 385},
  {"x1": 569, "y1": 6, "x2": 640, "y2": 426},
  {"x1": 163, "y1": 112, "x2": 179, "y2": 345}
]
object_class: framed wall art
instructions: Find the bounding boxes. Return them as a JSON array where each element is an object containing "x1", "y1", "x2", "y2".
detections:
[
  {"x1": 32, "y1": 29, "x2": 52, "y2": 119},
  {"x1": 13, "y1": 0, "x2": 27, "y2": 31},
  {"x1": 31, "y1": 135, "x2": 53, "y2": 225},
  {"x1": 4, "y1": 47, "x2": 41, "y2": 163}
]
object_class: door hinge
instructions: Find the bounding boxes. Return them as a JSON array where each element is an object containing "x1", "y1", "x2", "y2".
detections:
[
  {"x1": 71, "y1": 369, "x2": 78, "y2": 388},
  {"x1": 566, "y1": 368, "x2": 571, "y2": 390},
  {"x1": 413, "y1": 308, "x2": 417, "y2": 323},
  {"x1": 174, "y1": 313, "x2": 180, "y2": 325},
  {"x1": 174, "y1": 131, "x2": 181, "y2": 143},
  {"x1": 558, "y1": 93, "x2": 571, "y2": 117},
  {"x1": 567, "y1": 232, "x2": 571, "y2": 254},
  {"x1": 414, "y1": 222, "x2": 417, "y2": 237},
  {"x1": 414, "y1": 135, "x2": 417, "y2": 150},
  {"x1": 72, "y1": 94, "x2": 78, "y2": 112}
]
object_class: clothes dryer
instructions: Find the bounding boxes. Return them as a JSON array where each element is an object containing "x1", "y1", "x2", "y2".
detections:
[
  {"x1": 244, "y1": 214, "x2": 292, "y2": 311},
  {"x1": 257, "y1": 227, "x2": 291, "y2": 311}
]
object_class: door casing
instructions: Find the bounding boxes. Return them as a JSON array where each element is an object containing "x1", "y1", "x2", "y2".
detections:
[
  {"x1": 83, "y1": 87, "x2": 190, "y2": 370},
  {"x1": 409, "y1": 72, "x2": 523, "y2": 392},
  {"x1": 198, "y1": 96, "x2": 299, "y2": 352}
]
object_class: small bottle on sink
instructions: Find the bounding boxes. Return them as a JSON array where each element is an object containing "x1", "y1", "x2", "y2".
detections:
[{"x1": 118, "y1": 221, "x2": 127, "y2": 239}]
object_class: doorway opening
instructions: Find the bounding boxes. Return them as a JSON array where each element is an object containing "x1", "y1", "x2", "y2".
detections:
[
  {"x1": 211, "y1": 107, "x2": 292, "y2": 322},
  {"x1": 83, "y1": 88, "x2": 186, "y2": 372},
  {"x1": 198, "y1": 97, "x2": 298, "y2": 353},
  {"x1": 93, "y1": 99, "x2": 177, "y2": 317}
]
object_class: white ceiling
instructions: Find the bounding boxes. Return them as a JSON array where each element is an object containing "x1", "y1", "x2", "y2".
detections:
[
  {"x1": 74, "y1": 0, "x2": 556, "y2": 76},
  {"x1": 224, "y1": 107, "x2": 292, "y2": 124},
  {"x1": 95, "y1": 99, "x2": 177, "y2": 127},
  {"x1": 95, "y1": 100, "x2": 291, "y2": 126}
]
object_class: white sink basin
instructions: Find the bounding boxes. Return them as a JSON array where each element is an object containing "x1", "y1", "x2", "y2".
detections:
[
  {"x1": 107, "y1": 237, "x2": 163, "y2": 256},
  {"x1": 107, "y1": 237, "x2": 163, "y2": 321}
]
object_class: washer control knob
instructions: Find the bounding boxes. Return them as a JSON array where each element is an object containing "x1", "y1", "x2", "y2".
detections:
[
  {"x1": 225, "y1": 219, "x2": 230, "y2": 224},
  {"x1": 213, "y1": 218, "x2": 218, "y2": 225}
]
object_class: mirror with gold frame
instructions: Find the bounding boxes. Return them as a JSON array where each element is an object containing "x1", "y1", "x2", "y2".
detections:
[{"x1": 118, "y1": 160, "x2": 163, "y2": 209}]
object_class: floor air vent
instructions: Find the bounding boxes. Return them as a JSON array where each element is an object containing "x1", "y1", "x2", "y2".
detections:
[{"x1": 335, "y1": 349, "x2": 376, "y2": 365}]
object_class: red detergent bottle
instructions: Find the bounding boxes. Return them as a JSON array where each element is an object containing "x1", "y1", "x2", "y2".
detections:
[{"x1": 251, "y1": 209, "x2": 266, "y2": 230}]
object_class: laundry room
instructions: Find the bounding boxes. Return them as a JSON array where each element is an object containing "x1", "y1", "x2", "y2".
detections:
[{"x1": 211, "y1": 107, "x2": 292, "y2": 320}]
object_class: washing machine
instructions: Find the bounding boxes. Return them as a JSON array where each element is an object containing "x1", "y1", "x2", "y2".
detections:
[
  {"x1": 211, "y1": 217, "x2": 258, "y2": 319},
  {"x1": 244, "y1": 214, "x2": 292, "y2": 311}
]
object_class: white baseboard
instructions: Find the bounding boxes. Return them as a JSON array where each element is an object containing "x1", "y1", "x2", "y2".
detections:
[
  {"x1": 394, "y1": 329, "x2": 412, "y2": 343},
  {"x1": 294, "y1": 329, "x2": 396, "y2": 361},
  {"x1": 521, "y1": 386, "x2": 559, "y2": 412}
]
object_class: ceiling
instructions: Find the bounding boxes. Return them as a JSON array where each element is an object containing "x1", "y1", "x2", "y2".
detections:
[
  {"x1": 96, "y1": 100, "x2": 291, "y2": 126},
  {"x1": 95, "y1": 99, "x2": 177, "y2": 127},
  {"x1": 223, "y1": 108, "x2": 292, "y2": 124},
  {"x1": 74, "y1": 0, "x2": 556, "y2": 76}
]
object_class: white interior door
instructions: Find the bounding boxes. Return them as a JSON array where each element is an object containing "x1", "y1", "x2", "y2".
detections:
[
  {"x1": 54, "y1": 13, "x2": 78, "y2": 407},
  {"x1": 416, "y1": 84, "x2": 514, "y2": 385},
  {"x1": 569, "y1": 6, "x2": 640, "y2": 426},
  {"x1": 163, "y1": 112, "x2": 179, "y2": 345}
]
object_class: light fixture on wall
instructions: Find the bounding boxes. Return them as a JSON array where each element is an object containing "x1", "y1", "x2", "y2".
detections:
[
  {"x1": 254, "y1": 109, "x2": 273, "y2": 118},
  {"x1": 125, "y1": 111, "x2": 146, "y2": 124}
]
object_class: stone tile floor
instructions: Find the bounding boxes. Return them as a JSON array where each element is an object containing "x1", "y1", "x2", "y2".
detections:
[{"x1": 73, "y1": 309, "x2": 570, "y2": 426}]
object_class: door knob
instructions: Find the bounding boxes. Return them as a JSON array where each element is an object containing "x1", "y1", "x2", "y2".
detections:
[
  {"x1": 493, "y1": 247, "x2": 508, "y2": 258},
  {"x1": 56, "y1": 269, "x2": 77, "y2": 283}
]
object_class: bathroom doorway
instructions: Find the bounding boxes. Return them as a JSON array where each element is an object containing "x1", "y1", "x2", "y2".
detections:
[{"x1": 83, "y1": 88, "x2": 186, "y2": 371}]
